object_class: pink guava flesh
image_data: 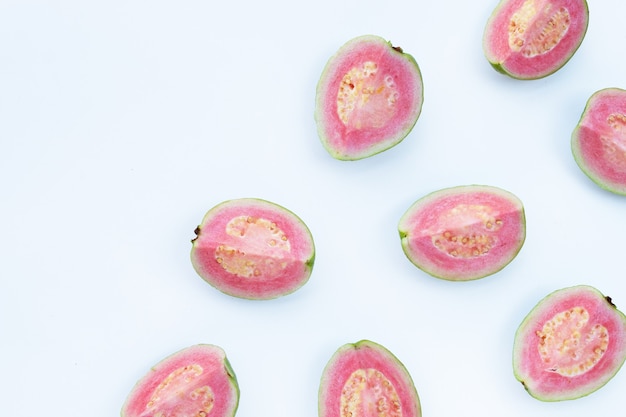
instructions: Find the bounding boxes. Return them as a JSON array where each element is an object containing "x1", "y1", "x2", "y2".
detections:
[
  {"x1": 191, "y1": 198, "x2": 315, "y2": 300},
  {"x1": 319, "y1": 340, "x2": 421, "y2": 417},
  {"x1": 513, "y1": 286, "x2": 626, "y2": 401},
  {"x1": 121, "y1": 344, "x2": 239, "y2": 417},
  {"x1": 483, "y1": 0, "x2": 589, "y2": 79},
  {"x1": 398, "y1": 185, "x2": 526, "y2": 281},
  {"x1": 571, "y1": 88, "x2": 626, "y2": 195},
  {"x1": 315, "y1": 35, "x2": 424, "y2": 160}
]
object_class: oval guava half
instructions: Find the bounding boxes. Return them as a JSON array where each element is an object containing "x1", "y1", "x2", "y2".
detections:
[
  {"x1": 398, "y1": 185, "x2": 526, "y2": 281},
  {"x1": 571, "y1": 88, "x2": 626, "y2": 195},
  {"x1": 319, "y1": 340, "x2": 421, "y2": 417},
  {"x1": 483, "y1": 0, "x2": 589, "y2": 80},
  {"x1": 513, "y1": 285, "x2": 626, "y2": 401},
  {"x1": 314, "y1": 35, "x2": 424, "y2": 160},
  {"x1": 190, "y1": 198, "x2": 315, "y2": 300},
  {"x1": 121, "y1": 344, "x2": 239, "y2": 417}
]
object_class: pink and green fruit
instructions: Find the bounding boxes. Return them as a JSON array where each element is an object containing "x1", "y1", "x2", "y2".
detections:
[
  {"x1": 571, "y1": 88, "x2": 626, "y2": 195},
  {"x1": 398, "y1": 185, "x2": 526, "y2": 281},
  {"x1": 483, "y1": 0, "x2": 589, "y2": 80},
  {"x1": 314, "y1": 35, "x2": 424, "y2": 160},
  {"x1": 513, "y1": 285, "x2": 626, "y2": 401},
  {"x1": 319, "y1": 340, "x2": 421, "y2": 417},
  {"x1": 191, "y1": 198, "x2": 315, "y2": 300},
  {"x1": 121, "y1": 344, "x2": 239, "y2": 417}
]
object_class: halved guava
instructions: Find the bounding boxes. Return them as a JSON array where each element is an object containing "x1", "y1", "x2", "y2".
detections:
[
  {"x1": 571, "y1": 88, "x2": 626, "y2": 195},
  {"x1": 121, "y1": 344, "x2": 239, "y2": 417},
  {"x1": 314, "y1": 35, "x2": 424, "y2": 160},
  {"x1": 319, "y1": 340, "x2": 421, "y2": 417},
  {"x1": 190, "y1": 198, "x2": 315, "y2": 300},
  {"x1": 483, "y1": 0, "x2": 589, "y2": 80},
  {"x1": 398, "y1": 185, "x2": 526, "y2": 281},
  {"x1": 513, "y1": 285, "x2": 626, "y2": 401}
]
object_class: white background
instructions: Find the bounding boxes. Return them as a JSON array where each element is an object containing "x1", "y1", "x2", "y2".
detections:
[{"x1": 2, "y1": 0, "x2": 626, "y2": 416}]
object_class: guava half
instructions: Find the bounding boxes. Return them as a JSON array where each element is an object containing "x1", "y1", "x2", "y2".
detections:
[
  {"x1": 314, "y1": 35, "x2": 424, "y2": 160},
  {"x1": 319, "y1": 340, "x2": 421, "y2": 417},
  {"x1": 190, "y1": 198, "x2": 315, "y2": 300},
  {"x1": 398, "y1": 185, "x2": 526, "y2": 281},
  {"x1": 571, "y1": 88, "x2": 626, "y2": 195},
  {"x1": 483, "y1": 0, "x2": 589, "y2": 80},
  {"x1": 513, "y1": 285, "x2": 626, "y2": 401},
  {"x1": 121, "y1": 344, "x2": 239, "y2": 417}
]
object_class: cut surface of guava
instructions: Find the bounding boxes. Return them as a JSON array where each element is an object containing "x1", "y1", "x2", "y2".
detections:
[
  {"x1": 483, "y1": 0, "x2": 589, "y2": 79},
  {"x1": 121, "y1": 344, "x2": 239, "y2": 417},
  {"x1": 191, "y1": 198, "x2": 315, "y2": 300},
  {"x1": 513, "y1": 285, "x2": 626, "y2": 401},
  {"x1": 319, "y1": 340, "x2": 421, "y2": 417},
  {"x1": 398, "y1": 185, "x2": 525, "y2": 281},
  {"x1": 572, "y1": 88, "x2": 626, "y2": 195},
  {"x1": 315, "y1": 35, "x2": 424, "y2": 160}
]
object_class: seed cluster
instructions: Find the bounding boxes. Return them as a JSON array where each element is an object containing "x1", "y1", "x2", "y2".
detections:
[
  {"x1": 214, "y1": 215, "x2": 291, "y2": 278},
  {"x1": 214, "y1": 244, "x2": 289, "y2": 278},
  {"x1": 340, "y1": 368, "x2": 402, "y2": 417},
  {"x1": 536, "y1": 307, "x2": 609, "y2": 377},
  {"x1": 597, "y1": 113, "x2": 626, "y2": 168},
  {"x1": 146, "y1": 365, "x2": 215, "y2": 417},
  {"x1": 431, "y1": 204, "x2": 503, "y2": 259},
  {"x1": 337, "y1": 61, "x2": 399, "y2": 130},
  {"x1": 607, "y1": 113, "x2": 626, "y2": 130},
  {"x1": 509, "y1": 0, "x2": 571, "y2": 57},
  {"x1": 225, "y1": 216, "x2": 290, "y2": 249}
]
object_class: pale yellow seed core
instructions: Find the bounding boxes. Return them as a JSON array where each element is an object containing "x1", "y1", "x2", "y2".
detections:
[
  {"x1": 215, "y1": 216, "x2": 290, "y2": 278},
  {"x1": 431, "y1": 204, "x2": 502, "y2": 259},
  {"x1": 146, "y1": 364, "x2": 215, "y2": 417},
  {"x1": 340, "y1": 368, "x2": 402, "y2": 417},
  {"x1": 600, "y1": 112, "x2": 626, "y2": 168},
  {"x1": 508, "y1": 0, "x2": 571, "y2": 57},
  {"x1": 337, "y1": 61, "x2": 399, "y2": 130},
  {"x1": 536, "y1": 306, "x2": 609, "y2": 377}
]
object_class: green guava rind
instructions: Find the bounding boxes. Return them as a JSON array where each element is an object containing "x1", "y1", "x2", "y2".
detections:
[
  {"x1": 513, "y1": 285, "x2": 626, "y2": 401},
  {"x1": 121, "y1": 344, "x2": 239, "y2": 417},
  {"x1": 319, "y1": 340, "x2": 421, "y2": 417},
  {"x1": 398, "y1": 185, "x2": 526, "y2": 281},
  {"x1": 190, "y1": 198, "x2": 315, "y2": 300},
  {"x1": 482, "y1": 0, "x2": 589, "y2": 80},
  {"x1": 571, "y1": 88, "x2": 626, "y2": 195},
  {"x1": 314, "y1": 35, "x2": 424, "y2": 160}
]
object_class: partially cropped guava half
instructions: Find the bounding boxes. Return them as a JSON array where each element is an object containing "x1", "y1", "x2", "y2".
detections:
[
  {"x1": 398, "y1": 185, "x2": 526, "y2": 281},
  {"x1": 319, "y1": 340, "x2": 421, "y2": 417},
  {"x1": 483, "y1": 0, "x2": 589, "y2": 80},
  {"x1": 571, "y1": 88, "x2": 626, "y2": 195},
  {"x1": 190, "y1": 198, "x2": 315, "y2": 300},
  {"x1": 513, "y1": 285, "x2": 626, "y2": 401},
  {"x1": 121, "y1": 344, "x2": 239, "y2": 417},
  {"x1": 314, "y1": 35, "x2": 424, "y2": 160}
]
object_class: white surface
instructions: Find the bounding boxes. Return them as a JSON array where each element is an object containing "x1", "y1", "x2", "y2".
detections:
[{"x1": 2, "y1": 0, "x2": 626, "y2": 416}]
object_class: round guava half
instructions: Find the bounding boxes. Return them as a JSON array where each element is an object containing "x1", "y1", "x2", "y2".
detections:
[
  {"x1": 513, "y1": 285, "x2": 626, "y2": 401},
  {"x1": 398, "y1": 185, "x2": 526, "y2": 281},
  {"x1": 121, "y1": 344, "x2": 239, "y2": 417},
  {"x1": 190, "y1": 198, "x2": 315, "y2": 300},
  {"x1": 571, "y1": 88, "x2": 626, "y2": 195},
  {"x1": 319, "y1": 340, "x2": 421, "y2": 417},
  {"x1": 483, "y1": 0, "x2": 589, "y2": 80},
  {"x1": 314, "y1": 35, "x2": 424, "y2": 160}
]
